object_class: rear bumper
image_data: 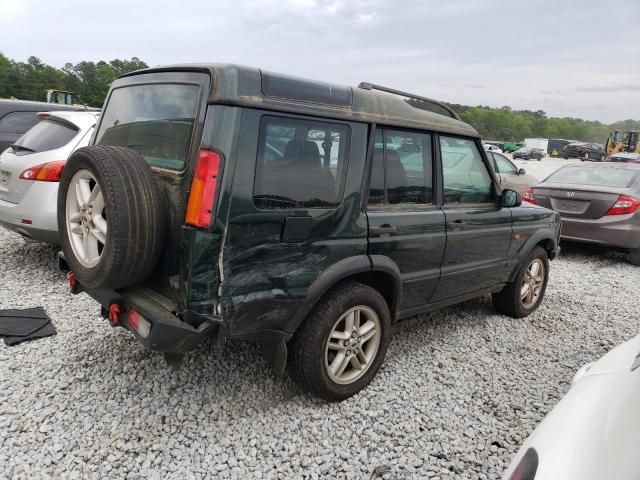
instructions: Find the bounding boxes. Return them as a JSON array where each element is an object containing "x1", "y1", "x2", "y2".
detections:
[
  {"x1": 0, "y1": 182, "x2": 59, "y2": 243},
  {"x1": 59, "y1": 254, "x2": 225, "y2": 353},
  {"x1": 560, "y1": 214, "x2": 640, "y2": 249}
]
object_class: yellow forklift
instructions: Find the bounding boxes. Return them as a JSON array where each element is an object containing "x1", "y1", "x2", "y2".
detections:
[{"x1": 605, "y1": 130, "x2": 640, "y2": 155}]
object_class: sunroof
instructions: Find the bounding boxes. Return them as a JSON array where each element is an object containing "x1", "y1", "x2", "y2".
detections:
[{"x1": 261, "y1": 71, "x2": 352, "y2": 107}]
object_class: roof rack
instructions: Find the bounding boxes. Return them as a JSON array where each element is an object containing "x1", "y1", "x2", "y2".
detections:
[{"x1": 358, "y1": 82, "x2": 461, "y2": 121}]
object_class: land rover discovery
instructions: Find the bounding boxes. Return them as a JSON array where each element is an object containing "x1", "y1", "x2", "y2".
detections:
[{"x1": 57, "y1": 64, "x2": 561, "y2": 400}]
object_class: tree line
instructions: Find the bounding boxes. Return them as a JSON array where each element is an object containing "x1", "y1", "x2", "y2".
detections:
[
  {"x1": 1, "y1": 53, "x2": 637, "y2": 144},
  {"x1": 0, "y1": 53, "x2": 147, "y2": 107}
]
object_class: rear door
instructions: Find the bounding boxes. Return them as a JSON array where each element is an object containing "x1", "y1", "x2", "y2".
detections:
[
  {"x1": 221, "y1": 110, "x2": 368, "y2": 337},
  {"x1": 491, "y1": 152, "x2": 530, "y2": 194},
  {"x1": 431, "y1": 135, "x2": 512, "y2": 302},
  {"x1": 366, "y1": 127, "x2": 446, "y2": 310}
]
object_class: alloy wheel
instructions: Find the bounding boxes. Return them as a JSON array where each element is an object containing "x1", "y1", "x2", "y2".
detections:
[
  {"x1": 520, "y1": 258, "x2": 545, "y2": 309},
  {"x1": 325, "y1": 305, "x2": 382, "y2": 385},
  {"x1": 65, "y1": 169, "x2": 107, "y2": 268}
]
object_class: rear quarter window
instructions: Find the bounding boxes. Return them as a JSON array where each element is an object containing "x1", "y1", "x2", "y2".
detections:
[
  {"x1": 253, "y1": 116, "x2": 350, "y2": 209},
  {"x1": 95, "y1": 83, "x2": 200, "y2": 171}
]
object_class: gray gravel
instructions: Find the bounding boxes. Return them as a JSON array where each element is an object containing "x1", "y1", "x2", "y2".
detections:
[{"x1": 1, "y1": 227, "x2": 638, "y2": 479}]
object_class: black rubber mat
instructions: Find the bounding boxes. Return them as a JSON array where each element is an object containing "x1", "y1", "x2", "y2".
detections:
[
  {"x1": 0, "y1": 307, "x2": 56, "y2": 345},
  {"x1": 4, "y1": 321, "x2": 57, "y2": 346}
]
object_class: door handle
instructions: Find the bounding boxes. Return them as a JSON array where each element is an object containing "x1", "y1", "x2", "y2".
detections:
[
  {"x1": 370, "y1": 224, "x2": 397, "y2": 236},
  {"x1": 446, "y1": 220, "x2": 467, "y2": 230}
]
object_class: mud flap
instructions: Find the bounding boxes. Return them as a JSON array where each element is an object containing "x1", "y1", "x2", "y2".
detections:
[{"x1": 261, "y1": 339, "x2": 288, "y2": 378}]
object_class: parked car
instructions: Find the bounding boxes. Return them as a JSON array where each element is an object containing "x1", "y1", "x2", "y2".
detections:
[
  {"x1": 523, "y1": 163, "x2": 640, "y2": 265},
  {"x1": 0, "y1": 99, "x2": 92, "y2": 153},
  {"x1": 487, "y1": 152, "x2": 539, "y2": 195},
  {"x1": 484, "y1": 144, "x2": 503, "y2": 153},
  {"x1": 502, "y1": 334, "x2": 640, "y2": 480},
  {"x1": 56, "y1": 64, "x2": 561, "y2": 401},
  {"x1": 513, "y1": 147, "x2": 544, "y2": 161},
  {"x1": 562, "y1": 142, "x2": 604, "y2": 161},
  {"x1": 607, "y1": 152, "x2": 640, "y2": 164},
  {"x1": 0, "y1": 111, "x2": 100, "y2": 244}
]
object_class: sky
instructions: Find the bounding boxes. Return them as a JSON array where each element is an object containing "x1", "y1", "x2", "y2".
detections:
[{"x1": 0, "y1": 0, "x2": 638, "y2": 123}]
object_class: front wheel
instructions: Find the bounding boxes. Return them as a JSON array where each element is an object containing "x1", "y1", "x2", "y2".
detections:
[
  {"x1": 583, "y1": 152, "x2": 590, "y2": 161},
  {"x1": 493, "y1": 247, "x2": 549, "y2": 318},
  {"x1": 289, "y1": 281, "x2": 391, "y2": 401}
]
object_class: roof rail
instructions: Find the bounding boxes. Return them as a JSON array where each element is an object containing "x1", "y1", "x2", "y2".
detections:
[{"x1": 358, "y1": 82, "x2": 461, "y2": 121}]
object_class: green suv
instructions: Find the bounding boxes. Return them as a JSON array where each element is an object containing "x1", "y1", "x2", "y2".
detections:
[{"x1": 57, "y1": 65, "x2": 560, "y2": 400}]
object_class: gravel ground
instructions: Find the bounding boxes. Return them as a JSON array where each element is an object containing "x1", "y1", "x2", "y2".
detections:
[{"x1": 1, "y1": 227, "x2": 638, "y2": 480}]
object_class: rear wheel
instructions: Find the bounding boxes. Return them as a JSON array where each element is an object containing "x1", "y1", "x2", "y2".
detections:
[
  {"x1": 493, "y1": 247, "x2": 549, "y2": 318},
  {"x1": 583, "y1": 152, "x2": 589, "y2": 161},
  {"x1": 627, "y1": 248, "x2": 640, "y2": 266},
  {"x1": 289, "y1": 281, "x2": 391, "y2": 401},
  {"x1": 57, "y1": 146, "x2": 165, "y2": 289}
]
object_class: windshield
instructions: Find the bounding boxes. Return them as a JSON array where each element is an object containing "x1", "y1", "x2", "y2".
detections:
[
  {"x1": 546, "y1": 166, "x2": 638, "y2": 188},
  {"x1": 95, "y1": 83, "x2": 200, "y2": 171},
  {"x1": 12, "y1": 119, "x2": 79, "y2": 154}
]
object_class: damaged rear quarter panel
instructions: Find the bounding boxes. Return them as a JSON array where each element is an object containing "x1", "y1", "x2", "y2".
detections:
[{"x1": 219, "y1": 109, "x2": 369, "y2": 339}]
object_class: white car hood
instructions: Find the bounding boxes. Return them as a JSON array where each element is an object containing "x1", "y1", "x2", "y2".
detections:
[{"x1": 503, "y1": 334, "x2": 640, "y2": 480}]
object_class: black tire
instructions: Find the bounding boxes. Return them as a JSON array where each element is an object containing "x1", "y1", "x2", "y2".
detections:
[
  {"x1": 288, "y1": 281, "x2": 391, "y2": 401},
  {"x1": 627, "y1": 248, "x2": 640, "y2": 266},
  {"x1": 492, "y1": 246, "x2": 549, "y2": 318},
  {"x1": 57, "y1": 146, "x2": 165, "y2": 289}
]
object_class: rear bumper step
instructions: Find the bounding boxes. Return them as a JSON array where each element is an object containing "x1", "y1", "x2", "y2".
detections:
[{"x1": 59, "y1": 253, "x2": 224, "y2": 353}]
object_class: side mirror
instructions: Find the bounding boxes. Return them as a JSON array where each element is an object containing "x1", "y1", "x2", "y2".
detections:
[
  {"x1": 518, "y1": 168, "x2": 526, "y2": 175},
  {"x1": 501, "y1": 189, "x2": 522, "y2": 207}
]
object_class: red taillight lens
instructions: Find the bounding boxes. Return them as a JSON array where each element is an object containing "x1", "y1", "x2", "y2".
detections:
[
  {"x1": 18, "y1": 160, "x2": 66, "y2": 182},
  {"x1": 522, "y1": 188, "x2": 536, "y2": 204},
  {"x1": 605, "y1": 195, "x2": 640, "y2": 216},
  {"x1": 185, "y1": 148, "x2": 222, "y2": 228}
]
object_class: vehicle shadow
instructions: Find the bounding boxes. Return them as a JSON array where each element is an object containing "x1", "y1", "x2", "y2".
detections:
[{"x1": 559, "y1": 240, "x2": 628, "y2": 264}]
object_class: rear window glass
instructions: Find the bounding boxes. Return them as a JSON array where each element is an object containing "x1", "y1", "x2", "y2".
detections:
[
  {"x1": 12, "y1": 119, "x2": 78, "y2": 153},
  {"x1": 95, "y1": 84, "x2": 200, "y2": 171},
  {"x1": 0, "y1": 111, "x2": 39, "y2": 134},
  {"x1": 253, "y1": 116, "x2": 350, "y2": 209},
  {"x1": 546, "y1": 167, "x2": 637, "y2": 188}
]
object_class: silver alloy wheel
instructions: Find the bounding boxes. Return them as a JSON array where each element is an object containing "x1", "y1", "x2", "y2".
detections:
[
  {"x1": 325, "y1": 305, "x2": 381, "y2": 385},
  {"x1": 520, "y1": 258, "x2": 545, "y2": 309},
  {"x1": 65, "y1": 169, "x2": 107, "y2": 268}
]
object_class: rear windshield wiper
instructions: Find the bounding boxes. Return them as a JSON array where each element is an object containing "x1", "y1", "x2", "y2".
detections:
[{"x1": 10, "y1": 144, "x2": 36, "y2": 153}]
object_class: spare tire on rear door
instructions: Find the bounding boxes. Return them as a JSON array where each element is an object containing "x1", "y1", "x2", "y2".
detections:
[{"x1": 57, "y1": 146, "x2": 165, "y2": 289}]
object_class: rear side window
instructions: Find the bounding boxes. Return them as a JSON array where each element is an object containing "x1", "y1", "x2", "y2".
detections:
[
  {"x1": 253, "y1": 116, "x2": 350, "y2": 209},
  {"x1": 12, "y1": 119, "x2": 78, "y2": 153},
  {"x1": 368, "y1": 128, "x2": 433, "y2": 205},
  {"x1": 440, "y1": 137, "x2": 494, "y2": 203},
  {"x1": 0, "y1": 111, "x2": 39, "y2": 134},
  {"x1": 546, "y1": 166, "x2": 637, "y2": 188},
  {"x1": 95, "y1": 83, "x2": 200, "y2": 171}
]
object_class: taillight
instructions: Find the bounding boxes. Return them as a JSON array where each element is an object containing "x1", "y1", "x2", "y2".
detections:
[
  {"x1": 605, "y1": 195, "x2": 640, "y2": 216},
  {"x1": 185, "y1": 148, "x2": 222, "y2": 228},
  {"x1": 18, "y1": 160, "x2": 66, "y2": 182},
  {"x1": 522, "y1": 188, "x2": 536, "y2": 204},
  {"x1": 127, "y1": 307, "x2": 151, "y2": 339}
]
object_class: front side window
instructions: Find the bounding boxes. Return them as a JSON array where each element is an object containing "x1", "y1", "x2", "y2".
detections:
[
  {"x1": 368, "y1": 128, "x2": 433, "y2": 206},
  {"x1": 440, "y1": 136, "x2": 494, "y2": 204},
  {"x1": 253, "y1": 116, "x2": 350, "y2": 209},
  {"x1": 0, "y1": 111, "x2": 39, "y2": 135},
  {"x1": 492, "y1": 153, "x2": 517, "y2": 174},
  {"x1": 12, "y1": 119, "x2": 79, "y2": 153},
  {"x1": 95, "y1": 83, "x2": 200, "y2": 171}
]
